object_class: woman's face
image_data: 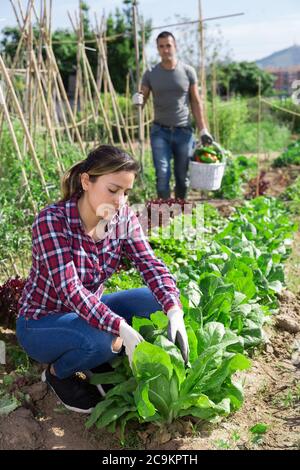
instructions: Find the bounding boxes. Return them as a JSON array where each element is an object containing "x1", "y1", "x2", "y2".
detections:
[{"x1": 81, "y1": 171, "x2": 135, "y2": 221}]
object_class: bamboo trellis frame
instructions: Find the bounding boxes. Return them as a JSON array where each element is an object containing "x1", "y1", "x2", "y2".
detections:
[{"x1": 0, "y1": 0, "x2": 153, "y2": 207}]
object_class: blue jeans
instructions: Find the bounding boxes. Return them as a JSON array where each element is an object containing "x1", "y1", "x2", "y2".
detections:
[
  {"x1": 16, "y1": 287, "x2": 161, "y2": 379},
  {"x1": 150, "y1": 123, "x2": 194, "y2": 199}
]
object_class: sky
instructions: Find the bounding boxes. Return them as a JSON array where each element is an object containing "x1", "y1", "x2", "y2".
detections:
[{"x1": 1, "y1": 0, "x2": 300, "y2": 62}]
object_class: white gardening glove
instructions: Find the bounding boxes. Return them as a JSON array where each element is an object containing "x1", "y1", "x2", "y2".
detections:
[
  {"x1": 119, "y1": 321, "x2": 144, "y2": 366},
  {"x1": 132, "y1": 92, "x2": 144, "y2": 106},
  {"x1": 200, "y1": 128, "x2": 214, "y2": 146},
  {"x1": 167, "y1": 307, "x2": 189, "y2": 364}
]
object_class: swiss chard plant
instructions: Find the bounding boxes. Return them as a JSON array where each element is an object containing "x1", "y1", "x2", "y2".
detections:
[{"x1": 86, "y1": 312, "x2": 250, "y2": 442}]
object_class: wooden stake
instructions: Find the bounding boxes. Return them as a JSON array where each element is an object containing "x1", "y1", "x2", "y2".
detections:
[
  {"x1": 0, "y1": 0, "x2": 34, "y2": 133},
  {"x1": 0, "y1": 54, "x2": 50, "y2": 199},
  {"x1": 125, "y1": 73, "x2": 130, "y2": 137},
  {"x1": 97, "y1": 38, "x2": 136, "y2": 155},
  {"x1": 44, "y1": 45, "x2": 85, "y2": 154},
  {"x1": 198, "y1": 0, "x2": 207, "y2": 123},
  {"x1": 256, "y1": 77, "x2": 262, "y2": 197},
  {"x1": 211, "y1": 60, "x2": 219, "y2": 141},
  {"x1": 81, "y1": 48, "x2": 114, "y2": 145},
  {"x1": 0, "y1": 82, "x2": 37, "y2": 213},
  {"x1": 31, "y1": 50, "x2": 64, "y2": 175},
  {"x1": 132, "y1": 0, "x2": 144, "y2": 171}
]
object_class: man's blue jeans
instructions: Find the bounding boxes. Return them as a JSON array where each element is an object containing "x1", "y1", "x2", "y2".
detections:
[
  {"x1": 150, "y1": 123, "x2": 194, "y2": 199},
  {"x1": 16, "y1": 287, "x2": 161, "y2": 379}
]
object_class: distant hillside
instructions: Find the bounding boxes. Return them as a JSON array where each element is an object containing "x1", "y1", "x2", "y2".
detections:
[{"x1": 256, "y1": 45, "x2": 300, "y2": 68}]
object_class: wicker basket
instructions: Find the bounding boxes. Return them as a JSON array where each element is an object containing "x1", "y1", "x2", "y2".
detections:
[{"x1": 189, "y1": 160, "x2": 226, "y2": 191}]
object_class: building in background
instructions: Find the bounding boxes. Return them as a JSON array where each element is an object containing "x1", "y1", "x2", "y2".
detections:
[{"x1": 256, "y1": 45, "x2": 300, "y2": 95}]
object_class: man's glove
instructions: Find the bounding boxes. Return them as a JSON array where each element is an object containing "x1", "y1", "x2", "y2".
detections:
[
  {"x1": 200, "y1": 128, "x2": 213, "y2": 146},
  {"x1": 132, "y1": 92, "x2": 144, "y2": 106},
  {"x1": 167, "y1": 307, "x2": 189, "y2": 364},
  {"x1": 119, "y1": 321, "x2": 144, "y2": 366}
]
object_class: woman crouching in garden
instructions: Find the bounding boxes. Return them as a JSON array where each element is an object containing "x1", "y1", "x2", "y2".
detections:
[{"x1": 16, "y1": 145, "x2": 188, "y2": 413}]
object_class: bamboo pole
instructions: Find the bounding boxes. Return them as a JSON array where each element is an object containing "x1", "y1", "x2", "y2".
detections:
[
  {"x1": 16, "y1": 0, "x2": 26, "y2": 23},
  {"x1": 102, "y1": 38, "x2": 109, "y2": 130},
  {"x1": 0, "y1": 0, "x2": 34, "y2": 134},
  {"x1": 198, "y1": 0, "x2": 207, "y2": 124},
  {"x1": 31, "y1": 50, "x2": 64, "y2": 175},
  {"x1": 81, "y1": 43, "x2": 97, "y2": 123},
  {"x1": 33, "y1": 0, "x2": 44, "y2": 144},
  {"x1": 45, "y1": 3, "x2": 54, "y2": 158},
  {"x1": 68, "y1": 11, "x2": 81, "y2": 131},
  {"x1": 81, "y1": 48, "x2": 114, "y2": 145},
  {"x1": 140, "y1": 17, "x2": 146, "y2": 152},
  {"x1": 52, "y1": 74, "x2": 74, "y2": 145},
  {"x1": 30, "y1": 1, "x2": 58, "y2": 157},
  {"x1": 32, "y1": 2, "x2": 73, "y2": 147},
  {"x1": 130, "y1": 79, "x2": 135, "y2": 143},
  {"x1": 49, "y1": 0, "x2": 53, "y2": 48},
  {"x1": 0, "y1": 83, "x2": 37, "y2": 214},
  {"x1": 97, "y1": 38, "x2": 136, "y2": 155},
  {"x1": 140, "y1": 19, "x2": 150, "y2": 147},
  {"x1": 211, "y1": 60, "x2": 219, "y2": 142},
  {"x1": 125, "y1": 73, "x2": 130, "y2": 138},
  {"x1": 10, "y1": 0, "x2": 23, "y2": 29},
  {"x1": 132, "y1": 0, "x2": 144, "y2": 171},
  {"x1": 17, "y1": 1, "x2": 32, "y2": 156},
  {"x1": 256, "y1": 77, "x2": 262, "y2": 197},
  {"x1": 97, "y1": 39, "x2": 125, "y2": 148},
  {"x1": 44, "y1": 44, "x2": 85, "y2": 154},
  {"x1": 77, "y1": 10, "x2": 96, "y2": 122},
  {"x1": 0, "y1": 54, "x2": 50, "y2": 199},
  {"x1": 8, "y1": 252, "x2": 21, "y2": 277},
  {"x1": 95, "y1": 14, "x2": 105, "y2": 114},
  {"x1": 78, "y1": 4, "x2": 88, "y2": 141},
  {"x1": 27, "y1": 8, "x2": 34, "y2": 135},
  {"x1": 0, "y1": 259, "x2": 12, "y2": 279}
]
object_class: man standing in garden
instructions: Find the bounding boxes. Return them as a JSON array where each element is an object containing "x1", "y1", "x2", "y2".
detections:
[{"x1": 133, "y1": 31, "x2": 213, "y2": 200}]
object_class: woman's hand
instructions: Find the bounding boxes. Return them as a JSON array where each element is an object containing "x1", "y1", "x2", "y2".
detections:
[
  {"x1": 167, "y1": 307, "x2": 189, "y2": 364},
  {"x1": 119, "y1": 321, "x2": 144, "y2": 366}
]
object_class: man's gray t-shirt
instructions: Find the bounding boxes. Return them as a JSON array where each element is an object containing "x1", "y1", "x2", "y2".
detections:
[{"x1": 142, "y1": 61, "x2": 197, "y2": 127}]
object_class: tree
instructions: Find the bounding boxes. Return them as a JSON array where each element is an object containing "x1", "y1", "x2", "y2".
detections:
[
  {"x1": 106, "y1": 0, "x2": 152, "y2": 93},
  {"x1": 214, "y1": 62, "x2": 275, "y2": 97},
  {"x1": 0, "y1": 26, "x2": 21, "y2": 58}
]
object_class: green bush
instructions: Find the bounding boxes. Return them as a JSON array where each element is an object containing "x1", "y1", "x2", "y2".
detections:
[
  {"x1": 206, "y1": 97, "x2": 249, "y2": 149},
  {"x1": 281, "y1": 175, "x2": 300, "y2": 215},
  {"x1": 269, "y1": 98, "x2": 300, "y2": 133},
  {"x1": 204, "y1": 97, "x2": 291, "y2": 153},
  {"x1": 230, "y1": 121, "x2": 291, "y2": 153},
  {"x1": 213, "y1": 154, "x2": 257, "y2": 199},
  {"x1": 272, "y1": 139, "x2": 300, "y2": 167}
]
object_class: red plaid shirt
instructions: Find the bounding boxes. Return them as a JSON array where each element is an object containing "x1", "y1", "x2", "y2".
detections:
[{"x1": 18, "y1": 194, "x2": 181, "y2": 335}]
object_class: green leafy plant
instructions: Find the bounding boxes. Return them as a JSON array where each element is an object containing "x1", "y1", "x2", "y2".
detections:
[
  {"x1": 273, "y1": 139, "x2": 300, "y2": 167},
  {"x1": 213, "y1": 154, "x2": 257, "y2": 199},
  {"x1": 86, "y1": 313, "x2": 250, "y2": 442},
  {"x1": 249, "y1": 422, "x2": 268, "y2": 445}
]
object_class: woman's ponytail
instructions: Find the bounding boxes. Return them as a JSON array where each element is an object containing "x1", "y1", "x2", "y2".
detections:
[{"x1": 61, "y1": 160, "x2": 85, "y2": 201}]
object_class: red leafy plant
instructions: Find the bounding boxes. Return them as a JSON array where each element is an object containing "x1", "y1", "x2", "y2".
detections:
[{"x1": 0, "y1": 277, "x2": 26, "y2": 329}]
